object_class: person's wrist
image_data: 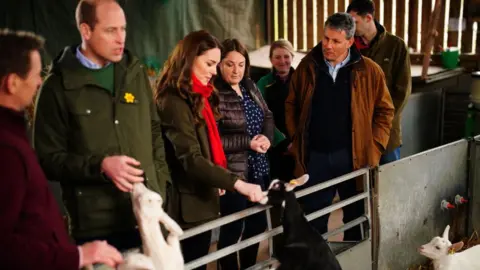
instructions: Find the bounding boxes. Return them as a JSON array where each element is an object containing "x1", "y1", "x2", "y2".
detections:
[
  {"x1": 100, "y1": 157, "x2": 107, "y2": 173},
  {"x1": 77, "y1": 246, "x2": 84, "y2": 268},
  {"x1": 234, "y1": 179, "x2": 245, "y2": 190}
]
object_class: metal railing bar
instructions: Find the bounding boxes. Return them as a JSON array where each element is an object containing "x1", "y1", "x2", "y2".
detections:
[
  {"x1": 185, "y1": 225, "x2": 283, "y2": 269},
  {"x1": 180, "y1": 204, "x2": 270, "y2": 240},
  {"x1": 304, "y1": 192, "x2": 369, "y2": 223},
  {"x1": 185, "y1": 203, "x2": 369, "y2": 269},
  {"x1": 181, "y1": 169, "x2": 369, "y2": 240},
  {"x1": 295, "y1": 168, "x2": 369, "y2": 199},
  {"x1": 322, "y1": 216, "x2": 368, "y2": 239},
  {"x1": 266, "y1": 208, "x2": 274, "y2": 257}
]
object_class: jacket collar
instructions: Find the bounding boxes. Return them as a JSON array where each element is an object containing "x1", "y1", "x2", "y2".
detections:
[
  {"x1": 308, "y1": 42, "x2": 364, "y2": 72},
  {"x1": 0, "y1": 106, "x2": 27, "y2": 136},
  {"x1": 213, "y1": 75, "x2": 256, "y2": 94},
  {"x1": 213, "y1": 75, "x2": 265, "y2": 107},
  {"x1": 272, "y1": 67, "x2": 295, "y2": 84},
  {"x1": 368, "y1": 20, "x2": 386, "y2": 48},
  {"x1": 75, "y1": 46, "x2": 112, "y2": 69},
  {"x1": 49, "y1": 45, "x2": 141, "y2": 92}
]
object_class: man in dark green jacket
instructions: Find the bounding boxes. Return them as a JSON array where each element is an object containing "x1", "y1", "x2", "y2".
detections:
[
  {"x1": 348, "y1": 0, "x2": 412, "y2": 164},
  {"x1": 32, "y1": 0, "x2": 170, "y2": 250}
]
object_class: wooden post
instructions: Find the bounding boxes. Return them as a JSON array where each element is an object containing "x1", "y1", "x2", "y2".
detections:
[{"x1": 421, "y1": 0, "x2": 444, "y2": 80}]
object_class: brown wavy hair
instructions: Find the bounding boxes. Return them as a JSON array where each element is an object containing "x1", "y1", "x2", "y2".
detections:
[{"x1": 155, "y1": 30, "x2": 222, "y2": 124}]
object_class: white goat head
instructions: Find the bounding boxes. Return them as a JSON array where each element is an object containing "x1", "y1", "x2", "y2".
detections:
[
  {"x1": 418, "y1": 225, "x2": 464, "y2": 260},
  {"x1": 96, "y1": 184, "x2": 185, "y2": 270},
  {"x1": 132, "y1": 183, "x2": 163, "y2": 223}
]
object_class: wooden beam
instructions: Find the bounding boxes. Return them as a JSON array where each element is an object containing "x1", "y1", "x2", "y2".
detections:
[
  {"x1": 287, "y1": 0, "x2": 295, "y2": 47},
  {"x1": 317, "y1": 0, "x2": 325, "y2": 44},
  {"x1": 408, "y1": 0, "x2": 419, "y2": 50},
  {"x1": 420, "y1": 0, "x2": 433, "y2": 53},
  {"x1": 396, "y1": 0, "x2": 407, "y2": 38},
  {"x1": 421, "y1": 0, "x2": 444, "y2": 80},
  {"x1": 373, "y1": 0, "x2": 381, "y2": 21},
  {"x1": 306, "y1": 0, "x2": 314, "y2": 49},
  {"x1": 297, "y1": 0, "x2": 305, "y2": 50},
  {"x1": 384, "y1": 0, "x2": 393, "y2": 32},
  {"x1": 278, "y1": 0, "x2": 285, "y2": 41},
  {"x1": 434, "y1": 0, "x2": 447, "y2": 52}
]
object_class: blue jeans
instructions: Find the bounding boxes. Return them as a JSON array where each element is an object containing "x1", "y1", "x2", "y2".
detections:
[{"x1": 380, "y1": 147, "x2": 401, "y2": 165}]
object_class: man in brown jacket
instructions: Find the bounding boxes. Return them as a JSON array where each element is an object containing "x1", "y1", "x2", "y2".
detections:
[
  {"x1": 285, "y1": 13, "x2": 394, "y2": 240},
  {"x1": 348, "y1": 0, "x2": 412, "y2": 164}
]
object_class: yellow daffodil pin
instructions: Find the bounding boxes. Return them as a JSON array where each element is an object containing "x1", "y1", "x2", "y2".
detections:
[{"x1": 124, "y1": 92, "x2": 135, "y2": 103}]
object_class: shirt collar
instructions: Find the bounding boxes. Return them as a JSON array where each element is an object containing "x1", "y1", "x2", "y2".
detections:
[
  {"x1": 76, "y1": 46, "x2": 111, "y2": 69},
  {"x1": 324, "y1": 49, "x2": 351, "y2": 69}
]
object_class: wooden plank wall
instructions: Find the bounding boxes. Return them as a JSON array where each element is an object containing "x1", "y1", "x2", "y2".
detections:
[{"x1": 269, "y1": 0, "x2": 479, "y2": 55}]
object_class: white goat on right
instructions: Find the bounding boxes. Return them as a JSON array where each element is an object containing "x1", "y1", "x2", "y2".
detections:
[{"x1": 418, "y1": 225, "x2": 480, "y2": 269}]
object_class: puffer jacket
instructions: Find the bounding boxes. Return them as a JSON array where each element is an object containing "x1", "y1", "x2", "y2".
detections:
[{"x1": 214, "y1": 76, "x2": 274, "y2": 179}]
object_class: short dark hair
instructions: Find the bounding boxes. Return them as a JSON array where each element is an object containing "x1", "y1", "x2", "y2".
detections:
[
  {"x1": 325, "y1": 13, "x2": 356, "y2": 39},
  {"x1": 0, "y1": 29, "x2": 44, "y2": 81},
  {"x1": 220, "y1": 38, "x2": 251, "y2": 78},
  {"x1": 75, "y1": 0, "x2": 118, "y2": 30},
  {"x1": 346, "y1": 0, "x2": 376, "y2": 17}
]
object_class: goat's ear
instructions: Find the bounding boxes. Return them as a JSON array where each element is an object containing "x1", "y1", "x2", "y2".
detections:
[
  {"x1": 450, "y1": 241, "x2": 464, "y2": 252},
  {"x1": 442, "y1": 225, "x2": 450, "y2": 240},
  {"x1": 285, "y1": 174, "x2": 309, "y2": 191}
]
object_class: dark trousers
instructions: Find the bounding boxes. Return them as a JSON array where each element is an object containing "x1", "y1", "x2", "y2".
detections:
[
  {"x1": 217, "y1": 191, "x2": 267, "y2": 270},
  {"x1": 268, "y1": 143, "x2": 295, "y2": 182},
  {"x1": 300, "y1": 149, "x2": 364, "y2": 241},
  {"x1": 75, "y1": 229, "x2": 142, "y2": 252},
  {"x1": 181, "y1": 230, "x2": 212, "y2": 270},
  {"x1": 267, "y1": 144, "x2": 295, "y2": 257}
]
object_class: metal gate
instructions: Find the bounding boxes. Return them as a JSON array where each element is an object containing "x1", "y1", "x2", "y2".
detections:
[{"x1": 180, "y1": 168, "x2": 373, "y2": 270}]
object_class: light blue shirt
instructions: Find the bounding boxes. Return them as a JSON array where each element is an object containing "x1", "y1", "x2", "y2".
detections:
[
  {"x1": 324, "y1": 50, "x2": 351, "y2": 82},
  {"x1": 75, "y1": 46, "x2": 111, "y2": 69}
]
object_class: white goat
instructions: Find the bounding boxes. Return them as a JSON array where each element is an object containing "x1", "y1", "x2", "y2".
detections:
[
  {"x1": 117, "y1": 183, "x2": 184, "y2": 270},
  {"x1": 418, "y1": 225, "x2": 480, "y2": 270}
]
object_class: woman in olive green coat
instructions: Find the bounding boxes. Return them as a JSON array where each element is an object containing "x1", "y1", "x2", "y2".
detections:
[{"x1": 154, "y1": 30, "x2": 265, "y2": 269}]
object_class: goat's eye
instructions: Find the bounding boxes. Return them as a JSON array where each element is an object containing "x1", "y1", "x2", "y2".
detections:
[{"x1": 435, "y1": 246, "x2": 440, "y2": 250}]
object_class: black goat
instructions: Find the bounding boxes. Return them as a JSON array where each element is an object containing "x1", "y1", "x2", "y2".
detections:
[{"x1": 259, "y1": 175, "x2": 342, "y2": 270}]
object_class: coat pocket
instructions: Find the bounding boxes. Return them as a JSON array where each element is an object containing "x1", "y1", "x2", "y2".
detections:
[
  {"x1": 179, "y1": 191, "x2": 219, "y2": 223},
  {"x1": 74, "y1": 185, "x2": 136, "y2": 232}
]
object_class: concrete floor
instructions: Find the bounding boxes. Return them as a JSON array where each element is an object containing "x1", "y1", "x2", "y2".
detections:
[{"x1": 205, "y1": 208, "x2": 344, "y2": 270}]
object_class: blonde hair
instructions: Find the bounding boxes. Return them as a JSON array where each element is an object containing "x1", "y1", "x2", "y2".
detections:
[{"x1": 269, "y1": 39, "x2": 294, "y2": 58}]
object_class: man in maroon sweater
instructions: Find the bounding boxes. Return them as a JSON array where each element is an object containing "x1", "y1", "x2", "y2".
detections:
[{"x1": 0, "y1": 29, "x2": 123, "y2": 269}]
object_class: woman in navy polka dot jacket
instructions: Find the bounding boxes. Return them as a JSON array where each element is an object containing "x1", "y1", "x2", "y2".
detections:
[{"x1": 214, "y1": 38, "x2": 274, "y2": 270}]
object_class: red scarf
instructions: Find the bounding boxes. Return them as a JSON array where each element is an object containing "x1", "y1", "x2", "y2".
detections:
[{"x1": 191, "y1": 74, "x2": 227, "y2": 168}]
